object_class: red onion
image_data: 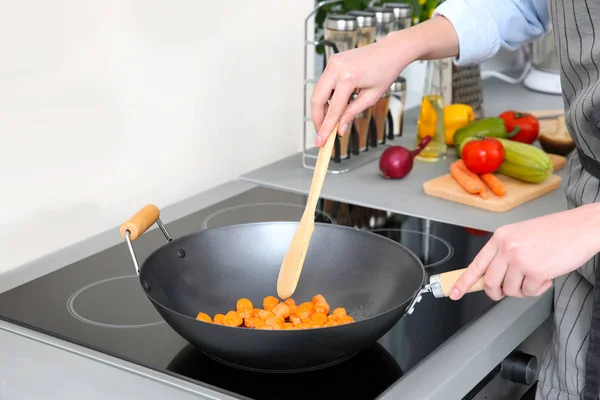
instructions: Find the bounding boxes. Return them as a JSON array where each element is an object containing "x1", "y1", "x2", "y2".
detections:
[{"x1": 379, "y1": 136, "x2": 432, "y2": 179}]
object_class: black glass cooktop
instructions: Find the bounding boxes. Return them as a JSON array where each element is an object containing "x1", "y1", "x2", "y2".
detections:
[{"x1": 0, "y1": 187, "x2": 496, "y2": 400}]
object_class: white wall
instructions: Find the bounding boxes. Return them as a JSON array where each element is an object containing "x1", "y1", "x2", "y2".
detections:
[{"x1": 0, "y1": 0, "x2": 315, "y2": 273}]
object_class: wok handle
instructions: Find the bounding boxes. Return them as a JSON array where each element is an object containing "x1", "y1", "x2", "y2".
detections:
[
  {"x1": 430, "y1": 268, "x2": 485, "y2": 298},
  {"x1": 119, "y1": 204, "x2": 160, "y2": 241}
]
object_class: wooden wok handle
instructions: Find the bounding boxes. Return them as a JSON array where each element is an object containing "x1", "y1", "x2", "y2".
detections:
[
  {"x1": 119, "y1": 204, "x2": 160, "y2": 241},
  {"x1": 430, "y1": 268, "x2": 485, "y2": 298}
]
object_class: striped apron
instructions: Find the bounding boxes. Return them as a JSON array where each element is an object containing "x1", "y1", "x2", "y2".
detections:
[{"x1": 535, "y1": 0, "x2": 600, "y2": 398}]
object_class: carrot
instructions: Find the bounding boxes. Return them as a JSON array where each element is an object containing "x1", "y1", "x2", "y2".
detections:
[
  {"x1": 296, "y1": 302, "x2": 315, "y2": 319},
  {"x1": 196, "y1": 312, "x2": 212, "y2": 323},
  {"x1": 478, "y1": 183, "x2": 490, "y2": 199},
  {"x1": 338, "y1": 315, "x2": 355, "y2": 325},
  {"x1": 310, "y1": 312, "x2": 329, "y2": 326},
  {"x1": 222, "y1": 310, "x2": 243, "y2": 327},
  {"x1": 272, "y1": 302, "x2": 291, "y2": 319},
  {"x1": 197, "y1": 295, "x2": 355, "y2": 330},
  {"x1": 481, "y1": 173, "x2": 507, "y2": 196},
  {"x1": 213, "y1": 313, "x2": 225, "y2": 325},
  {"x1": 236, "y1": 298, "x2": 253, "y2": 319},
  {"x1": 450, "y1": 161, "x2": 481, "y2": 194},
  {"x1": 263, "y1": 296, "x2": 279, "y2": 311},
  {"x1": 332, "y1": 307, "x2": 347, "y2": 317}
]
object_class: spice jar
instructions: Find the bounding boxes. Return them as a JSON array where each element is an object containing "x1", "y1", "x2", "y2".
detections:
[
  {"x1": 390, "y1": 76, "x2": 407, "y2": 137},
  {"x1": 351, "y1": 93, "x2": 374, "y2": 151},
  {"x1": 373, "y1": 88, "x2": 391, "y2": 145},
  {"x1": 367, "y1": 7, "x2": 394, "y2": 41},
  {"x1": 324, "y1": 14, "x2": 358, "y2": 62},
  {"x1": 347, "y1": 10, "x2": 377, "y2": 48},
  {"x1": 384, "y1": 3, "x2": 412, "y2": 31}
]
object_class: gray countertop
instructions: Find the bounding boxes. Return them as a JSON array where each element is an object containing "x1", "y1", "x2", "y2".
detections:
[
  {"x1": 0, "y1": 77, "x2": 564, "y2": 400},
  {"x1": 241, "y1": 78, "x2": 568, "y2": 233}
]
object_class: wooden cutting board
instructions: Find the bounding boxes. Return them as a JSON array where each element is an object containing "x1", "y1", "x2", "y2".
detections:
[{"x1": 422, "y1": 155, "x2": 565, "y2": 213}]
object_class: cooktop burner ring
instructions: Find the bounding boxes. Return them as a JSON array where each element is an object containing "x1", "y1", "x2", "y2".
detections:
[
  {"x1": 201, "y1": 202, "x2": 336, "y2": 229},
  {"x1": 202, "y1": 351, "x2": 357, "y2": 373},
  {"x1": 67, "y1": 275, "x2": 166, "y2": 329}
]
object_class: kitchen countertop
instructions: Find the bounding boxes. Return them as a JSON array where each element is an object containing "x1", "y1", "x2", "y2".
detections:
[
  {"x1": 241, "y1": 77, "x2": 568, "y2": 233},
  {"x1": 0, "y1": 77, "x2": 561, "y2": 399}
]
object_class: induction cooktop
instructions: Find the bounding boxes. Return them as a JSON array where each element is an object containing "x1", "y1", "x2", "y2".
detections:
[{"x1": 0, "y1": 186, "x2": 496, "y2": 400}]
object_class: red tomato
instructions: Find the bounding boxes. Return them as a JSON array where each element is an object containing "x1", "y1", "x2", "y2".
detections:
[
  {"x1": 499, "y1": 110, "x2": 539, "y2": 144},
  {"x1": 461, "y1": 137, "x2": 505, "y2": 174}
]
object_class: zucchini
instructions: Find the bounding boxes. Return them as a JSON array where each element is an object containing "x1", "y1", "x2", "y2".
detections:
[{"x1": 494, "y1": 138, "x2": 553, "y2": 183}]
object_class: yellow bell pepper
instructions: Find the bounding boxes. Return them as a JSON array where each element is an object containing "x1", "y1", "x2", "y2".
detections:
[{"x1": 417, "y1": 103, "x2": 475, "y2": 146}]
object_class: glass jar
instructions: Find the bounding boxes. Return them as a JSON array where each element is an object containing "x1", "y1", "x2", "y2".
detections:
[
  {"x1": 347, "y1": 10, "x2": 377, "y2": 48},
  {"x1": 367, "y1": 7, "x2": 394, "y2": 41},
  {"x1": 415, "y1": 59, "x2": 450, "y2": 161},
  {"x1": 384, "y1": 3, "x2": 413, "y2": 31},
  {"x1": 324, "y1": 14, "x2": 358, "y2": 62},
  {"x1": 390, "y1": 76, "x2": 407, "y2": 137},
  {"x1": 373, "y1": 88, "x2": 391, "y2": 144}
]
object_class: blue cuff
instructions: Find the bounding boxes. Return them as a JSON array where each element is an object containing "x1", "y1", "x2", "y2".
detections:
[{"x1": 433, "y1": 0, "x2": 501, "y2": 66}]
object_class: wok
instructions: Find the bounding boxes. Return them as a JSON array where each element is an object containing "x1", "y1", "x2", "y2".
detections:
[{"x1": 120, "y1": 204, "x2": 484, "y2": 372}]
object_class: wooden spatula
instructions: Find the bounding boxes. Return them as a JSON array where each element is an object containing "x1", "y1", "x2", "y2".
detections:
[{"x1": 277, "y1": 124, "x2": 339, "y2": 299}]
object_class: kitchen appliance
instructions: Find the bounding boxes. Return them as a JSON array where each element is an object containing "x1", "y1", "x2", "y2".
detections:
[
  {"x1": 0, "y1": 186, "x2": 542, "y2": 399},
  {"x1": 483, "y1": 29, "x2": 561, "y2": 95},
  {"x1": 523, "y1": 29, "x2": 561, "y2": 95},
  {"x1": 118, "y1": 201, "x2": 483, "y2": 372}
]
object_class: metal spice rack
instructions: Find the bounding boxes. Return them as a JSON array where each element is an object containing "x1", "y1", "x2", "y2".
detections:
[{"x1": 302, "y1": 0, "x2": 400, "y2": 174}]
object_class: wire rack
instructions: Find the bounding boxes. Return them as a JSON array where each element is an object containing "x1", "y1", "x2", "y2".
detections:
[{"x1": 302, "y1": 0, "x2": 401, "y2": 174}]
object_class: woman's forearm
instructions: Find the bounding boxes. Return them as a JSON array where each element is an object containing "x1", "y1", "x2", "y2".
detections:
[{"x1": 377, "y1": 16, "x2": 459, "y2": 65}]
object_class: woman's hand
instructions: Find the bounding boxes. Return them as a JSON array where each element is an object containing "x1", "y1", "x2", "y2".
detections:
[
  {"x1": 311, "y1": 16, "x2": 460, "y2": 146},
  {"x1": 311, "y1": 35, "x2": 410, "y2": 145},
  {"x1": 450, "y1": 203, "x2": 600, "y2": 301}
]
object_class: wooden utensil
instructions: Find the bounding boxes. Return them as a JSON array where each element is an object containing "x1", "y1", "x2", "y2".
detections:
[{"x1": 277, "y1": 125, "x2": 339, "y2": 299}]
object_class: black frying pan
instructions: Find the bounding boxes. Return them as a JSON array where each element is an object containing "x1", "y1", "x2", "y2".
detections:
[{"x1": 119, "y1": 205, "x2": 484, "y2": 372}]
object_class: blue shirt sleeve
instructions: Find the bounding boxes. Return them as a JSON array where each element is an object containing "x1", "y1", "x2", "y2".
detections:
[{"x1": 432, "y1": 0, "x2": 551, "y2": 65}]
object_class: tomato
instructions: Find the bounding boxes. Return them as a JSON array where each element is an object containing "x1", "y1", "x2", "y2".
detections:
[
  {"x1": 461, "y1": 137, "x2": 505, "y2": 174},
  {"x1": 499, "y1": 110, "x2": 539, "y2": 144}
]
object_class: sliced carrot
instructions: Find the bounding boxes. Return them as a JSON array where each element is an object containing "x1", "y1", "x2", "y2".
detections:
[
  {"x1": 196, "y1": 312, "x2": 212, "y2": 323},
  {"x1": 481, "y1": 173, "x2": 506, "y2": 196},
  {"x1": 263, "y1": 296, "x2": 279, "y2": 311},
  {"x1": 311, "y1": 312, "x2": 328, "y2": 326},
  {"x1": 450, "y1": 161, "x2": 481, "y2": 194},
  {"x1": 257, "y1": 309, "x2": 274, "y2": 320},
  {"x1": 284, "y1": 298, "x2": 296, "y2": 306},
  {"x1": 222, "y1": 310, "x2": 243, "y2": 327},
  {"x1": 324, "y1": 320, "x2": 338, "y2": 327},
  {"x1": 289, "y1": 314, "x2": 302, "y2": 326},
  {"x1": 338, "y1": 315, "x2": 355, "y2": 325},
  {"x1": 332, "y1": 307, "x2": 347, "y2": 317},
  {"x1": 272, "y1": 302, "x2": 291, "y2": 319},
  {"x1": 284, "y1": 322, "x2": 294, "y2": 329},
  {"x1": 296, "y1": 302, "x2": 314, "y2": 319},
  {"x1": 213, "y1": 313, "x2": 225, "y2": 325}
]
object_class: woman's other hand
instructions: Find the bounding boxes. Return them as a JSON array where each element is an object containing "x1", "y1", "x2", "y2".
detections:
[
  {"x1": 449, "y1": 203, "x2": 600, "y2": 301},
  {"x1": 311, "y1": 16, "x2": 460, "y2": 146}
]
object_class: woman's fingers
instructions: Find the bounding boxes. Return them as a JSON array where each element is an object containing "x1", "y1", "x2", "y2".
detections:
[
  {"x1": 450, "y1": 240, "x2": 498, "y2": 300},
  {"x1": 310, "y1": 70, "x2": 336, "y2": 136},
  {"x1": 315, "y1": 83, "x2": 356, "y2": 145},
  {"x1": 484, "y1": 256, "x2": 509, "y2": 301},
  {"x1": 337, "y1": 89, "x2": 380, "y2": 133},
  {"x1": 522, "y1": 276, "x2": 551, "y2": 297},
  {"x1": 502, "y1": 267, "x2": 525, "y2": 298}
]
